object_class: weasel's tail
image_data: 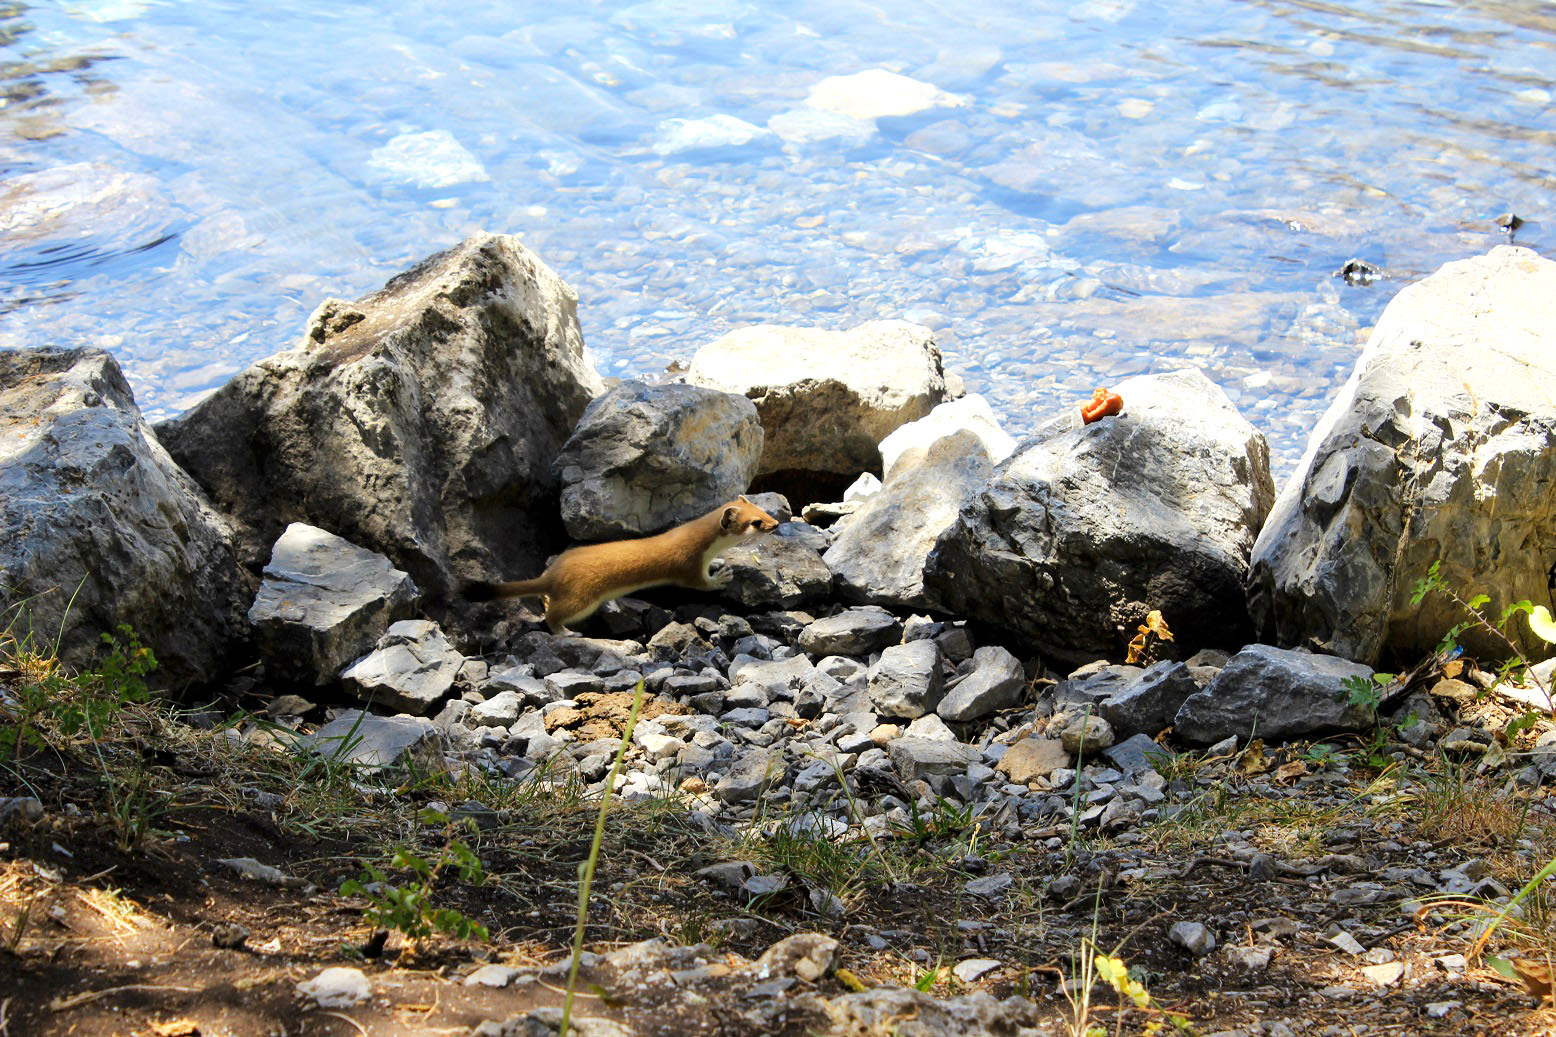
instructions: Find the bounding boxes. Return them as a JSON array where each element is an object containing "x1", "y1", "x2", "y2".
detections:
[{"x1": 460, "y1": 577, "x2": 547, "y2": 602}]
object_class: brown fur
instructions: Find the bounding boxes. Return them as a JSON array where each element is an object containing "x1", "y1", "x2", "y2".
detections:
[{"x1": 463, "y1": 497, "x2": 779, "y2": 633}]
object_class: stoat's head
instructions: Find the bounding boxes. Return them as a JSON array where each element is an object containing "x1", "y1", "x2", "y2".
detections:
[{"x1": 721, "y1": 495, "x2": 780, "y2": 537}]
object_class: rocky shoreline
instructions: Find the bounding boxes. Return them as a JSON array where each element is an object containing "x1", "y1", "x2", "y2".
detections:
[{"x1": 4, "y1": 234, "x2": 1556, "y2": 1035}]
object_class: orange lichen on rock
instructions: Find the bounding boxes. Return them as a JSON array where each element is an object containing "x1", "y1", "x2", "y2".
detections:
[{"x1": 1081, "y1": 387, "x2": 1124, "y2": 424}]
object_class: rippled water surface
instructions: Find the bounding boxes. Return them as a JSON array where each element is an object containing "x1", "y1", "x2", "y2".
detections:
[{"x1": 3, "y1": 0, "x2": 1553, "y2": 478}]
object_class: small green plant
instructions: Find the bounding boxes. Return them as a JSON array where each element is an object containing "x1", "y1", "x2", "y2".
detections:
[
  {"x1": 562, "y1": 678, "x2": 647, "y2": 1035},
  {"x1": 340, "y1": 811, "x2": 490, "y2": 943},
  {"x1": 1339, "y1": 672, "x2": 1392, "y2": 713},
  {"x1": 1412, "y1": 562, "x2": 1552, "y2": 713}
]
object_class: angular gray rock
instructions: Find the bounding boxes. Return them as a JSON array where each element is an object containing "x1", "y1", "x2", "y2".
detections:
[
  {"x1": 937, "y1": 646, "x2": 1026, "y2": 723},
  {"x1": 1248, "y1": 246, "x2": 1556, "y2": 665},
  {"x1": 1102, "y1": 733, "x2": 1172, "y2": 777},
  {"x1": 867, "y1": 640, "x2": 946, "y2": 719},
  {"x1": 685, "y1": 320, "x2": 947, "y2": 480},
  {"x1": 1055, "y1": 661, "x2": 1201, "y2": 739},
  {"x1": 0, "y1": 347, "x2": 246, "y2": 684},
  {"x1": 341, "y1": 620, "x2": 464, "y2": 715},
  {"x1": 925, "y1": 369, "x2": 1274, "y2": 663},
  {"x1": 299, "y1": 710, "x2": 440, "y2": 770},
  {"x1": 825, "y1": 429, "x2": 999, "y2": 609},
  {"x1": 1173, "y1": 643, "x2": 1375, "y2": 744},
  {"x1": 157, "y1": 233, "x2": 602, "y2": 594},
  {"x1": 717, "y1": 536, "x2": 833, "y2": 609},
  {"x1": 247, "y1": 523, "x2": 419, "y2": 686},
  {"x1": 798, "y1": 607, "x2": 901, "y2": 657},
  {"x1": 554, "y1": 381, "x2": 762, "y2": 541},
  {"x1": 887, "y1": 736, "x2": 977, "y2": 782},
  {"x1": 716, "y1": 749, "x2": 781, "y2": 803}
]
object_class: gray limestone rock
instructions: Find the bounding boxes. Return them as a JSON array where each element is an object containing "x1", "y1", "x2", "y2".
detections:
[
  {"x1": 825, "y1": 429, "x2": 1000, "y2": 609},
  {"x1": 887, "y1": 736, "x2": 977, "y2": 782},
  {"x1": 717, "y1": 536, "x2": 833, "y2": 609},
  {"x1": 1168, "y1": 921, "x2": 1217, "y2": 957},
  {"x1": 1173, "y1": 643, "x2": 1375, "y2": 745},
  {"x1": 1248, "y1": 246, "x2": 1556, "y2": 666},
  {"x1": 341, "y1": 620, "x2": 464, "y2": 715},
  {"x1": 867, "y1": 640, "x2": 946, "y2": 719},
  {"x1": 247, "y1": 523, "x2": 419, "y2": 687},
  {"x1": 1055, "y1": 660, "x2": 1201, "y2": 738},
  {"x1": 555, "y1": 381, "x2": 763, "y2": 541},
  {"x1": 299, "y1": 710, "x2": 440, "y2": 770},
  {"x1": 798, "y1": 606, "x2": 901, "y2": 657},
  {"x1": 0, "y1": 348, "x2": 247, "y2": 685},
  {"x1": 937, "y1": 645, "x2": 1026, "y2": 723},
  {"x1": 1057, "y1": 713, "x2": 1116, "y2": 755},
  {"x1": 1102, "y1": 733, "x2": 1173, "y2": 777},
  {"x1": 925, "y1": 369, "x2": 1274, "y2": 664},
  {"x1": 686, "y1": 320, "x2": 948, "y2": 481},
  {"x1": 157, "y1": 233, "x2": 602, "y2": 595},
  {"x1": 469, "y1": 691, "x2": 526, "y2": 727},
  {"x1": 716, "y1": 749, "x2": 781, "y2": 803}
]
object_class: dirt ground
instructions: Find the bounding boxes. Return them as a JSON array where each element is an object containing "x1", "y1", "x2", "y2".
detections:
[{"x1": 3, "y1": 684, "x2": 1556, "y2": 1036}]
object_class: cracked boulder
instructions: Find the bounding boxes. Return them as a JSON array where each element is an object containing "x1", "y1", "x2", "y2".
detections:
[
  {"x1": 1248, "y1": 245, "x2": 1556, "y2": 666},
  {"x1": 157, "y1": 233, "x2": 602, "y2": 596},
  {"x1": 925, "y1": 368, "x2": 1274, "y2": 664},
  {"x1": 0, "y1": 347, "x2": 247, "y2": 685}
]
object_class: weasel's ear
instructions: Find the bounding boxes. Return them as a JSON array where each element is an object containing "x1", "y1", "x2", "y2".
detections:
[
  {"x1": 721, "y1": 505, "x2": 740, "y2": 529},
  {"x1": 738, "y1": 494, "x2": 750, "y2": 504}
]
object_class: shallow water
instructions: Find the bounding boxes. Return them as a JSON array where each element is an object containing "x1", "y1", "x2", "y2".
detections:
[{"x1": 2, "y1": 0, "x2": 1552, "y2": 481}]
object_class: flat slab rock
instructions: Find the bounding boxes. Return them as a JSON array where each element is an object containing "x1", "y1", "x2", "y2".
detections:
[{"x1": 248, "y1": 523, "x2": 419, "y2": 687}]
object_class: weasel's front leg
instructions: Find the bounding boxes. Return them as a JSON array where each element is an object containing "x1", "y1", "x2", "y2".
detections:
[{"x1": 705, "y1": 565, "x2": 734, "y2": 589}]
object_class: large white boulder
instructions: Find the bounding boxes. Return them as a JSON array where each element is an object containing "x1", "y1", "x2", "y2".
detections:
[
  {"x1": 1248, "y1": 246, "x2": 1556, "y2": 665},
  {"x1": 685, "y1": 320, "x2": 948, "y2": 484}
]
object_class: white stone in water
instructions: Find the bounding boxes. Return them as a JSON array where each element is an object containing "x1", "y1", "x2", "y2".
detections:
[
  {"x1": 366, "y1": 129, "x2": 489, "y2": 188},
  {"x1": 767, "y1": 108, "x2": 875, "y2": 145},
  {"x1": 653, "y1": 114, "x2": 770, "y2": 155},
  {"x1": 804, "y1": 69, "x2": 967, "y2": 121}
]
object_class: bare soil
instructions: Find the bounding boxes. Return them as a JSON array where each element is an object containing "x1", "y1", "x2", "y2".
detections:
[{"x1": 3, "y1": 698, "x2": 1555, "y2": 1036}]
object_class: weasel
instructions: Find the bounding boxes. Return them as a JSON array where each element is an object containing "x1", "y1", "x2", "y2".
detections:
[{"x1": 462, "y1": 496, "x2": 780, "y2": 634}]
